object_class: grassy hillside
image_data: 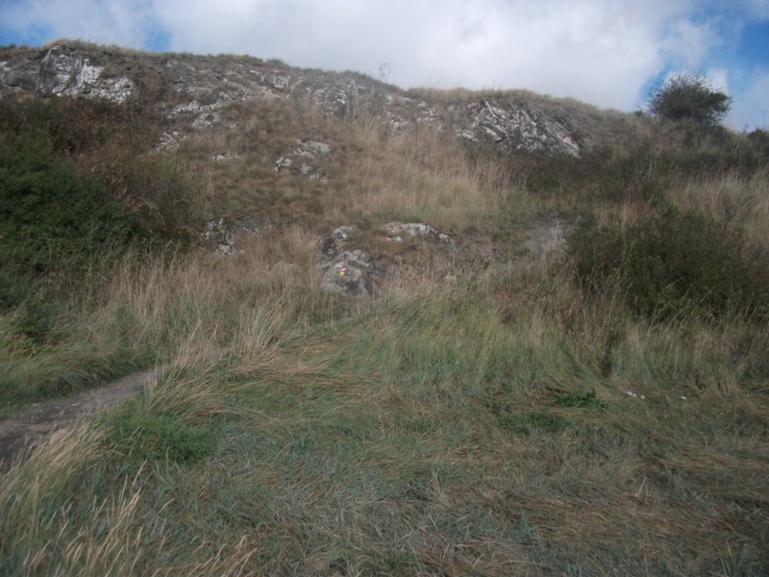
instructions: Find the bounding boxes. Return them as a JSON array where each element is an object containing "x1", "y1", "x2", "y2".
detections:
[{"x1": 1, "y1": 55, "x2": 768, "y2": 575}]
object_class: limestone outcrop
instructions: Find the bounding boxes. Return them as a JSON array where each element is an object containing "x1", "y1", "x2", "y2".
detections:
[{"x1": 0, "y1": 42, "x2": 614, "y2": 158}]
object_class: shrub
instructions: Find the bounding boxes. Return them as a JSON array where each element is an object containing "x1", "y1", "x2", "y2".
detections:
[
  {"x1": 116, "y1": 155, "x2": 205, "y2": 239},
  {"x1": 0, "y1": 97, "x2": 203, "y2": 312},
  {"x1": 0, "y1": 124, "x2": 130, "y2": 310},
  {"x1": 570, "y1": 208, "x2": 769, "y2": 321},
  {"x1": 647, "y1": 73, "x2": 732, "y2": 127}
]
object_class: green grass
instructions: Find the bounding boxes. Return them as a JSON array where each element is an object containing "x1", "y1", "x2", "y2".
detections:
[{"x1": 2, "y1": 273, "x2": 767, "y2": 575}]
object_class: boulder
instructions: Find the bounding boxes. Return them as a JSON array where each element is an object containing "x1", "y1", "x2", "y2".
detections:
[{"x1": 318, "y1": 226, "x2": 377, "y2": 297}]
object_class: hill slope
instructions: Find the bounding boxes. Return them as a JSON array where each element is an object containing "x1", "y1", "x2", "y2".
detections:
[{"x1": 1, "y1": 40, "x2": 768, "y2": 576}]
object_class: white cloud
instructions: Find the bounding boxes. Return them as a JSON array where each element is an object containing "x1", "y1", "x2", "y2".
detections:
[
  {"x1": 728, "y1": 68, "x2": 769, "y2": 130},
  {"x1": 744, "y1": 0, "x2": 769, "y2": 19},
  {"x1": 146, "y1": 0, "x2": 692, "y2": 111},
  {"x1": 4, "y1": 0, "x2": 157, "y2": 48}
]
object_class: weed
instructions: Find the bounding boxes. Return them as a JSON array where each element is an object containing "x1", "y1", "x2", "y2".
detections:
[{"x1": 554, "y1": 389, "x2": 608, "y2": 410}]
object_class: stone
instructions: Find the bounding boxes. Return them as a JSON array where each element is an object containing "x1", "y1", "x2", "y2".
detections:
[
  {"x1": 0, "y1": 43, "x2": 604, "y2": 164},
  {"x1": 318, "y1": 226, "x2": 378, "y2": 297},
  {"x1": 383, "y1": 222, "x2": 454, "y2": 245},
  {"x1": 0, "y1": 46, "x2": 136, "y2": 103},
  {"x1": 274, "y1": 139, "x2": 332, "y2": 181},
  {"x1": 321, "y1": 261, "x2": 375, "y2": 297}
]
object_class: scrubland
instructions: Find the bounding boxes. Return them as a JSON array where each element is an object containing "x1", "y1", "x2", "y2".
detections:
[{"x1": 1, "y1": 83, "x2": 768, "y2": 575}]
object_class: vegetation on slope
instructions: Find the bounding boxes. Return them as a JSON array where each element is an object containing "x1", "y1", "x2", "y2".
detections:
[{"x1": 1, "y1": 66, "x2": 769, "y2": 575}]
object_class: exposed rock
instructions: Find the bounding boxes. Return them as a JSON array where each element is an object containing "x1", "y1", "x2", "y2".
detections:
[
  {"x1": 275, "y1": 139, "x2": 332, "y2": 182},
  {"x1": 383, "y1": 222, "x2": 454, "y2": 244},
  {"x1": 202, "y1": 218, "x2": 237, "y2": 255},
  {"x1": 322, "y1": 261, "x2": 376, "y2": 297},
  {"x1": 212, "y1": 152, "x2": 239, "y2": 162},
  {"x1": 169, "y1": 100, "x2": 225, "y2": 118},
  {"x1": 467, "y1": 100, "x2": 580, "y2": 157},
  {"x1": 201, "y1": 217, "x2": 275, "y2": 254},
  {"x1": 0, "y1": 42, "x2": 630, "y2": 162},
  {"x1": 455, "y1": 128, "x2": 479, "y2": 143},
  {"x1": 156, "y1": 131, "x2": 184, "y2": 153},
  {"x1": 316, "y1": 222, "x2": 459, "y2": 297},
  {"x1": 318, "y1": 226, "x2": 377, "y2": 297},
  {"x1": 0, "y1": 45, "x2": 135, "y2": 102}
]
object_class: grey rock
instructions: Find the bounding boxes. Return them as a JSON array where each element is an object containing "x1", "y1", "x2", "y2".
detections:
[
  {"x1": 275, "y1": 139, "x2": 332, "y2": 181},
  {"x1": 0, "y1": 46, "x2": 135, "y2": 102},
  {"x1": 322, "y1": 261, "x2": 375, "y2": 297},
  {"x1": 0, "y1": 43, "x2": 615, "y2": 161},
  {"x1": 467, "y1": 99, "x2": 580, "y2": 157},
  {"x1": 201, "y1": 217, "x2": 274, "y2": 255},
  {"x1": 192, "y1": 111, "x2": 221, "y2": 129},
  {"x1": 383, "y1": 222, "x2": 454, "y2": 245},
  {"x1": 318, "y1": 226, "x2": 378, "y2": 297}
]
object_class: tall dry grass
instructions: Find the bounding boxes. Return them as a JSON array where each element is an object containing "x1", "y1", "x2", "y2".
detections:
[
  {"x1": 675, "y1": 167, "x2": 769, "y2": 251},
  {"x1": 325, "y1": 116, "x2": 516, "y2": 231}
]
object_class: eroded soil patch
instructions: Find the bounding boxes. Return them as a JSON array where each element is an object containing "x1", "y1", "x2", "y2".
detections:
[{"x1": 0, "y1": 365, "x2": 168, "y2": 472}]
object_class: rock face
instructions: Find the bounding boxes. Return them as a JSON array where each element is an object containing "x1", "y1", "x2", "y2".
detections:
[
  {"x1": 462, "y1": 100, "x2": 580, "y2": 157},
  {"x1": 0, "y1": 42, "x2": 616, "y2": 158},
  {"x1": 275, "y1": 139, "x2": 333, "y2": 182},
  {"x1": 1, "y1": 46, "x2": 135, "y2": 103},
  {"x1": 383, "y1": 222, "x2": 454, "y2": 244},
  {"x1": 319, "y1": 226, "x2": 378, "y2": 297}
]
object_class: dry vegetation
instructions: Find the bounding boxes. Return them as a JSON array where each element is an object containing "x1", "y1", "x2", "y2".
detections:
[{"x1": 1, "y1": 68, "x2": 768, "y2": 576}]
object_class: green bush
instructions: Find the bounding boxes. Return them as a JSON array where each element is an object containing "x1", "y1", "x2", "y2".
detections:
[
  {"x1": 0, "y1": 124, "x2": 130, "y2": 311},
  {"x1": 0, "y1": 97, "x2": 204, "y2": 313},
  {"x1": 647, "y1": 73, "x2": 732, "y2": 127},
  {"x1": 117, "y1": 155, "x2": 205, "y2": 239},
  {"x1": 521, "y1": 141, "x2": 677, "y2": 203},
  {"x1": 570, "y1": 208, "x2": 769, "y2": 321}
]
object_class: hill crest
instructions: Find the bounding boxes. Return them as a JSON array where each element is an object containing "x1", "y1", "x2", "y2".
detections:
[{"x1": 1, "y1": 40, "x2": 632, "y2": 158}]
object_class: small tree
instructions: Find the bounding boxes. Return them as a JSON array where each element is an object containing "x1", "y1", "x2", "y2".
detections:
[{"x1": 648, "y1": 73, "x2": 732, "y2": 127}]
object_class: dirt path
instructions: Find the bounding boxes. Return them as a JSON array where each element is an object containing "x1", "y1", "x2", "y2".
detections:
[{"x1": 0, "y1": 365, "x2": 168, "y2": 473}]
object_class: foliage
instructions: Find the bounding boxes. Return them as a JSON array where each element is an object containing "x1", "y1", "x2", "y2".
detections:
[
  {"x1": 117, "y1": 155, "x2": 205, "y2": 239},
  {"x1": 0, "y1": 112, "x2": 130, "y2": 311},
  {"x1": 647, "y1": 73, "x2": 732, "y2": 126},
  {"x1": 0, "y1": 96, "x2": 206, "y2": 316},
  {"x1": 569, "y1": 207, "x2": 769, "y2": 321},
  {"x1": 554, "y1": 388, "x2": 608, "y2": 410}
]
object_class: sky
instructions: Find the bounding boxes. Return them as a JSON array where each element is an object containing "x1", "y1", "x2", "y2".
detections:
[{"x1": 1, "y1": 0, "x2": 767, "y2": 131}]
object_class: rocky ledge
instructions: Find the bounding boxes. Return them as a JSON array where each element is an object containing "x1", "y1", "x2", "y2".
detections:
[{"x1": 0, "y1": 42, "x2": 628, "y2": 158}]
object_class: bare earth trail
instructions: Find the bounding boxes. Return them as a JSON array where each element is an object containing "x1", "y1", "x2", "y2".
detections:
[
  {"x1": 0, "y1": 218, "x2": 569, "y2": 473},
  {"x1": 0, "y1": 365, "x2": 169, "y2": 473}
]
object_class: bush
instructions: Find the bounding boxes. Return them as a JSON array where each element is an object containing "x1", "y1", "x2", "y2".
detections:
[
  {"x1": 570, "y1": 208, "x2": 769, "y2": 321},
  {"x1": 0, "y1": 124, "x2": 130, "y2": 311},
  {"x1": 0, "y1": 97, "x2": 204, "y2": 312},
  {"x1": 117, "y1": 155, "x2": 205, "y2": 239},
  {"x1": 647, "y1": 73, "x2": 732, "y2": 127}
]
